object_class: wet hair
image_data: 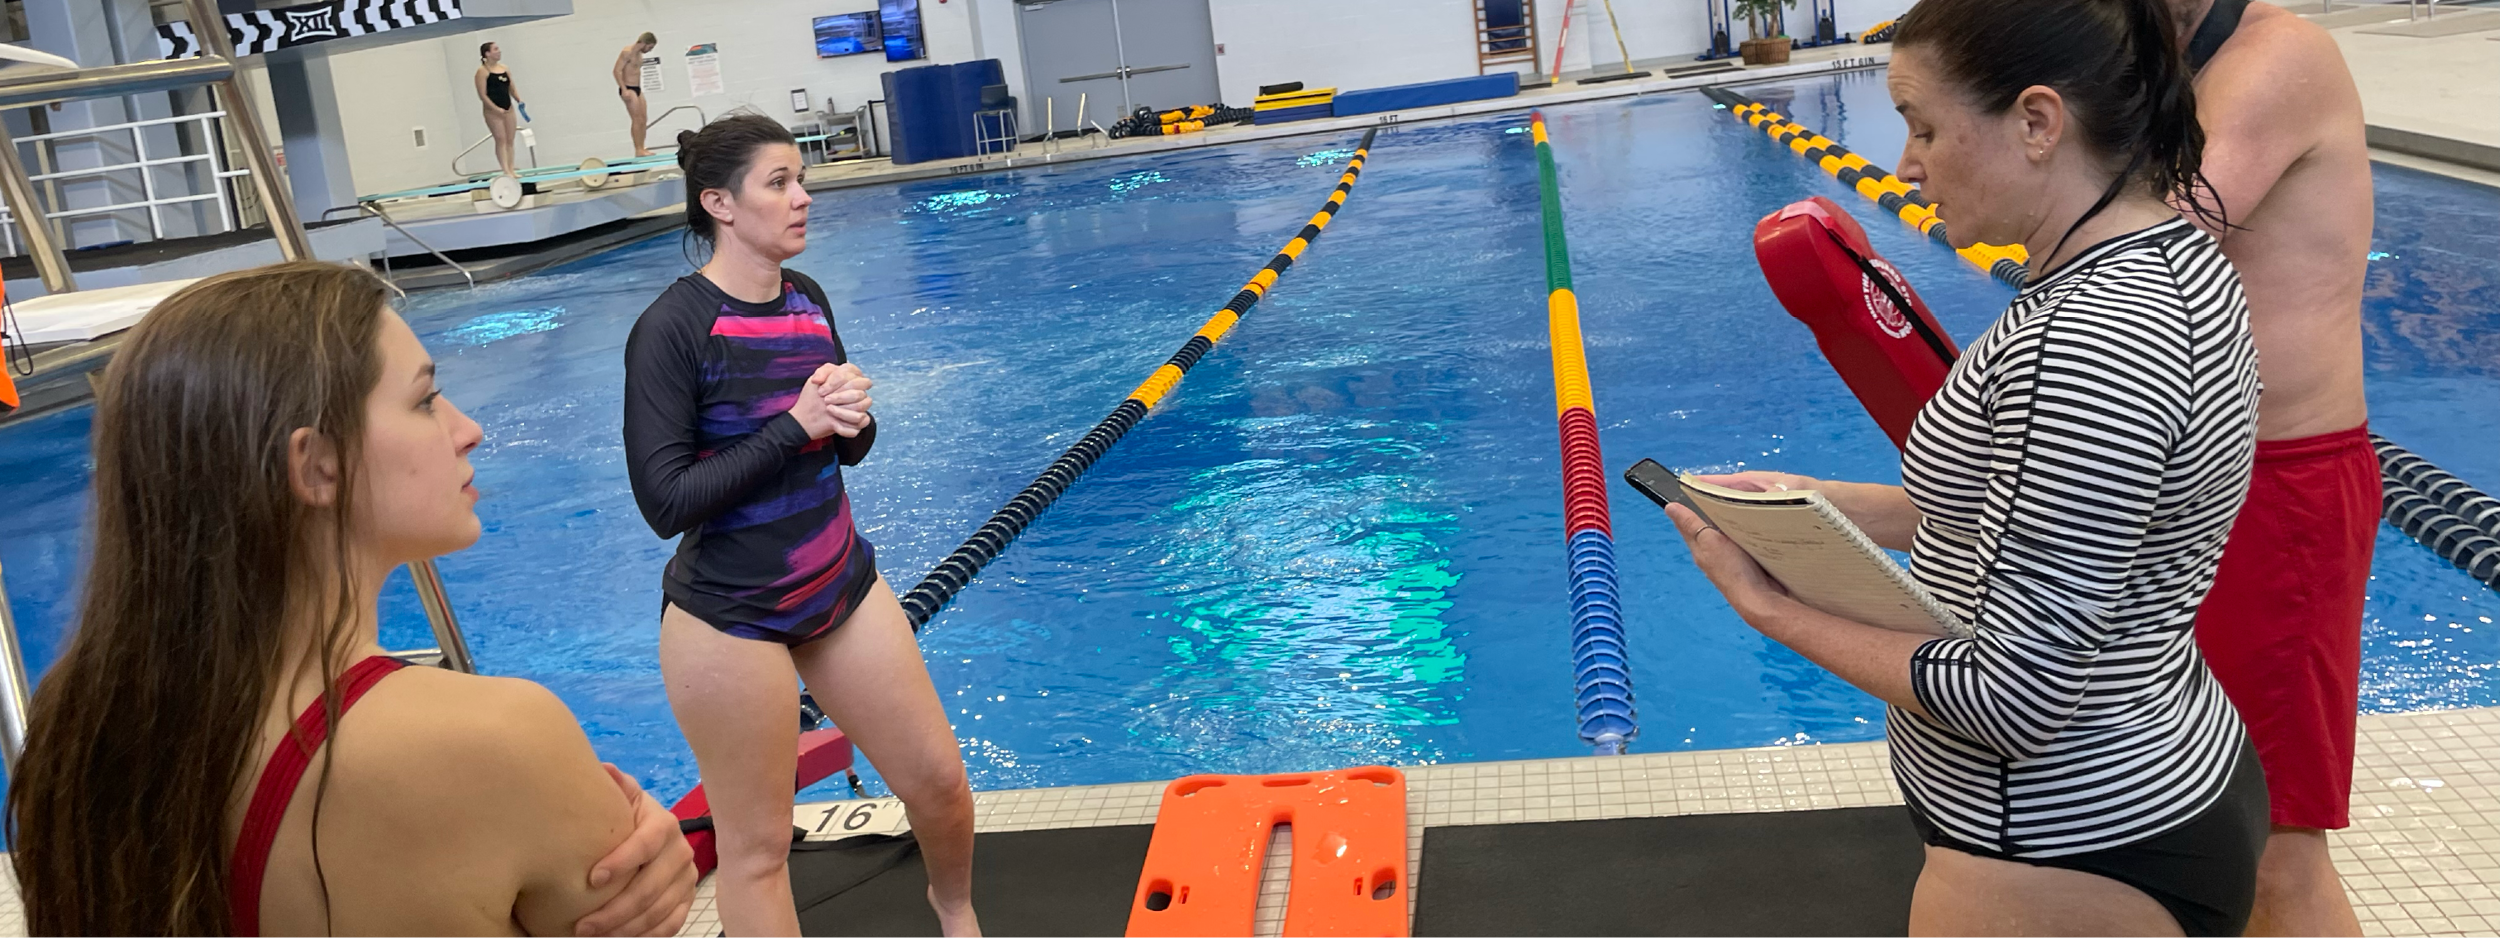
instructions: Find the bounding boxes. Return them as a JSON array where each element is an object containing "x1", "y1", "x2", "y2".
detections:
[
  {"x1": 9, "y1": 261, "x2": 393, "y2": 935},
  {"x1": 676, "y1": 111, "x2": 799, "y2": 253},
  {"x1": 638, "y1": 31, "x2": 657, "y2": 46},
  {"x1": 478, "y1": 41, "x2": 494, "y2": 60},
  {"x1": 1895, "y1": 0, "x2": 2226, "y2": 246}
]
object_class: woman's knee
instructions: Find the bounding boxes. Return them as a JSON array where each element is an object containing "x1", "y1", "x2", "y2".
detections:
[{"x1": 887, "y1": 756, "x2": 970, "y2": 807}]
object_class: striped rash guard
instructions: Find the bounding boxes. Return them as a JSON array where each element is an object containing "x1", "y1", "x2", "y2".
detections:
[
  {"x1": 623, "y1": 270, "x2": 878, "y2": 645},
  {"x1": 1894, "y1": 219, "x2": 2261, "y2": 858}
]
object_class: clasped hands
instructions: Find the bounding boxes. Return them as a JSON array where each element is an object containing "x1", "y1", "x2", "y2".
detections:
[{"x1": 789, "y1": 362, "x2": 875, "y2": 440}]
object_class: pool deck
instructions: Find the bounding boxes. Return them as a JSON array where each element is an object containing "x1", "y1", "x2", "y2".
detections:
[
  {"x1": 672, "y1": 705, "x2": 2498, "y2": 937},
  {"x1": 0, "y1": 705, "x2": 2488, "y2": 934}
]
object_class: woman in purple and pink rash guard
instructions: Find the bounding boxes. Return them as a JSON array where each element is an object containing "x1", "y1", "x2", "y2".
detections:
[{"x1": 621, "y1": 114, "x2": 977, "y2": 937}]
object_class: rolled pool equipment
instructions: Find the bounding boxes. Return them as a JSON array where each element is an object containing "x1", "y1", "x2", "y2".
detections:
[
  {"x1": 896, "y1": 129, "x2": 1380, "y2": 627},
  {"x1": 1530, "y1": 112, "x2": 1637, "y2": 755}
]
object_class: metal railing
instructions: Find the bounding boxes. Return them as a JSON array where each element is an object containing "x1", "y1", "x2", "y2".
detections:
[
  {"x1": 322, "y1": 202, "x2": 477, "y2": 290},
  {"x1": 7, "y1": 109, "x2": 251, "y2": 254},
  {"x1": 645, "y1": 104, "x2": 707, "y2": 142},
  {"x1": 0, "y1": 0, "x2": 480, "y2": 772},
  {"x1": 0, "y1": 561, "x2": 35, "y2": 779},
  {"x1": 451, "y1": 105, "x2": 708, "y2": 180},
  {"x1": 450, "y1": 126, "x2": 539, "y2": 179}
]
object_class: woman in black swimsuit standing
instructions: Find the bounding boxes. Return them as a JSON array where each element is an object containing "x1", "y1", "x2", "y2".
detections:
[
  {"x1": 474, "y1": 42, "x2": 524, "y2": 179},
  {"x1": 623, "y1": 114, "x2": 978, "y2": 936}
]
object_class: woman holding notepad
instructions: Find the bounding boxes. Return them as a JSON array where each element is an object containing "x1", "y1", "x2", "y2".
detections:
[{"x1": 1665, "y1": 0, "x2": 2266, "y2": 934}]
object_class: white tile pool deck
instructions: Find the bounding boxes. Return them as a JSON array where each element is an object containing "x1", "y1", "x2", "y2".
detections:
[
  {"x1": 676, "y1": 706, "x2": 2500, "y2": 937},
  {"x1": 0, "y1": 707, "x2": 2476, "y2": 934}
]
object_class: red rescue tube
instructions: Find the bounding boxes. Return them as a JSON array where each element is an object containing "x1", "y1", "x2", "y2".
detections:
[{"x1": 1754, "y1": 196, "x2": 1959, "y2": 450}]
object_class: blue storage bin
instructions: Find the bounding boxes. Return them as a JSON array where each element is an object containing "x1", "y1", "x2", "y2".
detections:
[{"x1": 882, "y1": 58, "x2": 1008, "y2": 164}]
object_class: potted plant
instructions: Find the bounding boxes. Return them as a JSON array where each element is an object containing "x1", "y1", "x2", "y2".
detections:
[{"x1": 1733, "y1": 0, "x2": 1796, "y2": 65}]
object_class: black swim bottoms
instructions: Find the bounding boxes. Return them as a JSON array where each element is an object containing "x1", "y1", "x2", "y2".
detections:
[
  {"x1": 622, "y1": 85, "x2": 643, "y2": 95},
  {"x1": 1909, "y1": 738, "x2": 2269, "y2": 936}
]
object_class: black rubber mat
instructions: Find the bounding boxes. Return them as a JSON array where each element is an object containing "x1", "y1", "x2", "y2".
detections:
[
  {"x1": 1412, "y1": 806, "x2": 1925, "y2": 936},
  {"x1": 790, "y1": 824, "x2": 1151, "y2": 936}
]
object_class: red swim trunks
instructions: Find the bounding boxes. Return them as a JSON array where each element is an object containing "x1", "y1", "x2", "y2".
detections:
[{"x1": 2196, "y1": 424, "x2": 2381, "y2": 831}]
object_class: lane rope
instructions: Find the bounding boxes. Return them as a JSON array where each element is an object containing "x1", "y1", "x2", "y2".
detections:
[
  {"x1": 896, "y1": 129, "x2": 1381, "y2": 627},
  {"x1": 1700, "y1": 86, "x2": 2031, "y2": 286},
  {"x1": 1532, "y1": 112, "x2": 1637, "y2": 755},
  {"x1": 2375, "y1": 435, "x2": 2500, "y2": 590}
]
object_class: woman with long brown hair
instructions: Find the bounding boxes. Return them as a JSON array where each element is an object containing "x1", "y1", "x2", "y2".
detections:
[{"x1": 8, "y1": 261, "x2": 695, "y2": 936}]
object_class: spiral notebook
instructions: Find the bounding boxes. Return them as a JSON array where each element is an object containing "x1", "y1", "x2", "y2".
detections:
[{"x1": 1675, "y1": 474, "x2": 1971, "y2": 638}]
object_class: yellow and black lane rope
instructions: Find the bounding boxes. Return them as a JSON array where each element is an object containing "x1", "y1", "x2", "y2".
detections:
[
  {"x1": 897, "y1": 128, "x2": 1381, "y2": 627},
  {"x1": 1699, "y1": 86, "x2": 2031, "y2": 286}
]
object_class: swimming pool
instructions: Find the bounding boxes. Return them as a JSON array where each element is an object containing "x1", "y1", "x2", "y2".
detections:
[{"x1": 4, "y1": 70, "x2": 2496, "y2": 801}]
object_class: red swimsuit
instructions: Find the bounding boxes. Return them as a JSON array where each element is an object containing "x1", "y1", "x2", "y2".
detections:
[{"x1": 227, "y1": 655, "x2": 406, "y2": 937}]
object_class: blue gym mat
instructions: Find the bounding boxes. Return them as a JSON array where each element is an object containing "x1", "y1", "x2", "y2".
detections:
[{"x1": 1331, "y1": 73, "x2": 1519, "y2": 117}]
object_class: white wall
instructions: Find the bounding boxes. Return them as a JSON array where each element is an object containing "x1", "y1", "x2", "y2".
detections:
[
  {"x1": 326, "y1": 0, "x2": 980, "y2": 195},
  {"x1": 1206, "y1": 0, "x2": 1480, "y2": 108},
  {"x1": 321, "y1": 0, "x2": 1913, "y2": 196}
]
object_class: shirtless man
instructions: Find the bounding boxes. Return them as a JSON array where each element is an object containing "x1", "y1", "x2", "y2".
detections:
[
  {"x1": 2171, "y1": 1, "x2": 2375, "y2": 934},
  {"x1": 613, "y1": 32, "x2": 659, "y2": 157}
]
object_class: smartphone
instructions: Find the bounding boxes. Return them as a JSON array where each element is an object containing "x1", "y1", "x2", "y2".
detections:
[{"x1": 1622, "y1": 458, "x2": 1692, "y2": 513}]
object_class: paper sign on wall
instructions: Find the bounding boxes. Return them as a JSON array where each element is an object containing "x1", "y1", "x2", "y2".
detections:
[
  {"x1": 686, "y1": 43, "x2": 724, "y2": 97},
  {"x1": 639, "y1": 55, "x2": 664, "y2": 93}
]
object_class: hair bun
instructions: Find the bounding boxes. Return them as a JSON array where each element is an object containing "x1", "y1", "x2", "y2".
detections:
[{"x1": 677, "y1": 129, "x2": 698, "y2": 148}]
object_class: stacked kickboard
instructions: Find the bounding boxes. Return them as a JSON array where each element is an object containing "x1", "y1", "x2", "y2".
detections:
[{"x1": 1253, "y1": 86, "x2": 1336, "y2": 125}]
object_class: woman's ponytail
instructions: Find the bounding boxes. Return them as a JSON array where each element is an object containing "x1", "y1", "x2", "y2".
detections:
[{"x1": 1895, "y1": 0, "x2": 2228, "y2": 229}]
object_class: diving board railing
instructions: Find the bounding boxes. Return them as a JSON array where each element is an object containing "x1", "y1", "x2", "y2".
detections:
[
  {"x1": 449, "y1": 126, "x2": 541, "y2": 181},
  {"x1": 10, "y1": 109, "x2": 254, "y2": 253},
  {"x1": 0, "y1": 0, "x2": 479, "y2": 770},
  {"x1": 451, "y1": 105, "x2": 710, "y2": 180}
]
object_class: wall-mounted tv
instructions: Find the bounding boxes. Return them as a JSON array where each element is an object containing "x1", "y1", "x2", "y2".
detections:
[
  {"x1": 813, "y1": 12, "x2": 880, "y2": 57},
  {"x1": 878, "y1": 0, "x2": 926, "y2": 62}
]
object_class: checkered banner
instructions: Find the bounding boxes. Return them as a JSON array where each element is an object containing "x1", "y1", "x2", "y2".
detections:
[{"x1": 158, "y1": 0, "x2": 462, "y2": 59}]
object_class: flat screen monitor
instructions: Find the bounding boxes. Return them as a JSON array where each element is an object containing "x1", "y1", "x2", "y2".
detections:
[
  {"x1": 878, "y1": 0, "x2": 926, "y2": 61},
  {"x1": 813, "y1": 12, "x2": 880, "y2": 57}
]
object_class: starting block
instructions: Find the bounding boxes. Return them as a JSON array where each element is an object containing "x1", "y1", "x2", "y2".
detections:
[{"x1": 1127, "y1": 766, "x2": 1409, "y2": 937}]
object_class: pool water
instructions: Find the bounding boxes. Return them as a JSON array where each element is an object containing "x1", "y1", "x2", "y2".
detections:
[{"x1": 4, "y1": 71, "x2": 2497, "y2": 800}]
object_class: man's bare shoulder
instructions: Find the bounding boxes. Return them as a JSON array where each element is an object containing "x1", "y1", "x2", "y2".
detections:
[
  {"x1": 2203, "y1": 5, "x2": 2361, "y2": 127},
  {"x1": 2222, "y1": 4, "x2": 2357, "y2": 90}
]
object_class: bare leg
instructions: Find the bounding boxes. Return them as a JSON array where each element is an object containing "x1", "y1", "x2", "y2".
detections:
[
  {"x1": 659, "y1": 604, "x2": 805, "y2": 937},
  {"x1": 487, "y1": 108, "x2": 516, "y2": 177},
  {"x1": 2245, "y1": 827, "x2": 2360, "y2": 936},
  {"x1": 628, "y1": 91, "x2": 653, "y2": 156},
  {"x1": 1909, "y1": 845, "x2": 2183, "y2": 936},
  {"x1": 792, "y1": 578, "x2": 980, "y2": 937}
]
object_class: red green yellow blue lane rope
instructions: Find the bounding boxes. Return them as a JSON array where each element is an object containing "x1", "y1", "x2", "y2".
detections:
[{"x1": 1532, "y1": 111, "x2": 1637, "y2": 754}]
